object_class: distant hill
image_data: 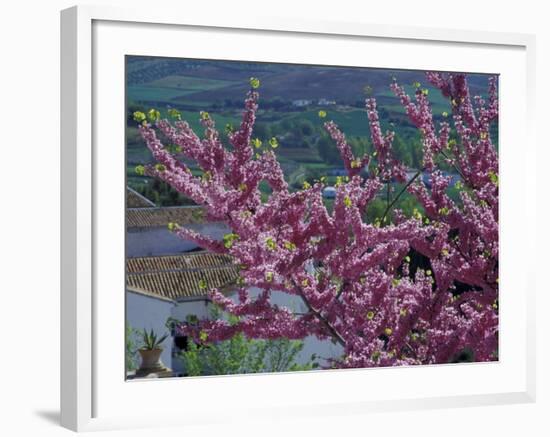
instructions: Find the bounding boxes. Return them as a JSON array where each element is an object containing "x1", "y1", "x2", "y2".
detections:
[
  {"x1": 126, "y1": 56, "x2": 494, "y2": 107},
  {"x1": 126, "y1": 56, "x2": 499, "y2": 203}
]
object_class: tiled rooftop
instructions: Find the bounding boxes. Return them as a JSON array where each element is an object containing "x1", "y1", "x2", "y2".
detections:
[
  {"x1": 126, "y1": 251, "x2": 238, "y2": 301},
  {"x1": 126, "y1": 252, "x2": 233, "y2": 273},
  {"x1": 126, "y1": 206, "x2": 206, "y2": 228},
  {"x1": 126, "y1": 186, "x2": 156, "y2": 208}
]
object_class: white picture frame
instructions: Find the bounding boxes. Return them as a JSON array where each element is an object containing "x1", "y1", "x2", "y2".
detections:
[{"x1": 60, "y1": 4, "x2": 536, "y2": 432}]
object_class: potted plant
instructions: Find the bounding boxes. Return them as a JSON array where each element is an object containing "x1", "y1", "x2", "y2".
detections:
[{"x1": 136, "y1": 328, "x2": 170, "y2": 375}]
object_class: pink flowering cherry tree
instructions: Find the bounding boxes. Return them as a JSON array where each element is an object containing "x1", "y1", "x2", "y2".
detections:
[{"x1": 134, "y1": 72, "x2": 498, "y2": 368}]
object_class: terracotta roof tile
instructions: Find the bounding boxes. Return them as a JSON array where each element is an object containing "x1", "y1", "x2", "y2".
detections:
[
  {"x1": 126, "y1": 206, "x2": 206, "y2": 228},
  {"x1": 126, "y1": 251, "x2": 238, "y2": 300},
  {"x1": 126, "y1": 252, "x2": 233, "y2": 273},
  {"x1": 126, "y1": 186, "x2": 156, "y2": 208}
]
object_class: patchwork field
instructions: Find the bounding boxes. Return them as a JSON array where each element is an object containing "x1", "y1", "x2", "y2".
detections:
[{"x1": 126, "y1": 56, "x2": 496, "y2": 207}]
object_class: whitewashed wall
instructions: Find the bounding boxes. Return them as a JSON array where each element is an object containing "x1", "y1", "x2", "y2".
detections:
[
  {"x1": 126, "y1": 223, "x2": 229, "y2": 257},
  {"x1": 233, "y1": 288, "x2": 344, "y2": 367},
  {"x1": 126, "y1": 290, "x2": 174, "y2": 369},
  {"x1": 171, "y1": 299, "x2": 211, "y2": 322}
]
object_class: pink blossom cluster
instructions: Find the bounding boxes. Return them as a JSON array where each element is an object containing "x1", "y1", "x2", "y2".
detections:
[
  {"x1": 393, "y1": 73, "x2": 499, "y2": 305},
  {"x1": 137, "y1": 73, "x2": 499, "y2": 368}
]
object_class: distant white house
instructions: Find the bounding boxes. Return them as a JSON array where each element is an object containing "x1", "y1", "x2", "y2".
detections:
[
  {"x1": 404, "y1": 167, "x2": 420, "y2": 181},
  {"x1": 292, "y1": 99, "x2": 313, "y2": 107},
  {"x1": 329, "y1": 168, "x2": 348, "y2": 176},
  {"x1": 318, "y1": 98, "x2": 336, "y2": 106},
  {"x1": 322, "y1": 186, "x2": 337, "y2": 199}
]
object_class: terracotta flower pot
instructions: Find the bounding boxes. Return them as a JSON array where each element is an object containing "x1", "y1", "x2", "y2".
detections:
[
  {"x1": 134, "y1": 348, "x2": 173, "y2": 379},
  {"x1": 138, "y1": 348, "x2": 164, "y2": 370}
]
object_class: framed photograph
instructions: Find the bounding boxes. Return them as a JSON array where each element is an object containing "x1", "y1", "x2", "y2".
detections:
[{"x1": 61, "y1": 5, "x2": 536, "y2": 432}]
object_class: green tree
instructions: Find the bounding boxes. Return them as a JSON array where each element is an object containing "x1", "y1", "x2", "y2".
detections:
[
  {"x1": 365, "y1": 197, "x2": 386, "y2": 223},
  {"x1": 177, "y1": 309, "x2": 318, "y2": 376},
  {"x1": 178, "y1": 333, "x2": 317, "y2": 376},
  {"x1": 299, "y1": 120, "x2": 315, "y2": 136},
  {"x1": 253, "y1": 122, "x2": 271, "y2": 140},
  {"x1": 348, "y1": 136, "x2": 371, "y2": 158},
  {"x1": 317, "y1": 135, "x2": 342, "y2": 164},
  {"x1": 392, "y1": 134, "x2": 413, "y2": 167}
]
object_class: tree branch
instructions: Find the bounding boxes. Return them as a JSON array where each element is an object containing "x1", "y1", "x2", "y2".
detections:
[
  {"x1": 381, "y1": 170, "x2": 422, "y2": 223},
  {"x1": 293, "y1": 280, "x2": 346, "y2": 347}
]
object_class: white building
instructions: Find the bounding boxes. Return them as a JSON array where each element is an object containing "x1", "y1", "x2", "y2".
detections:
[
  {"x1": 292, "y1": 99, "x2": 313, "y2": 107},
  {"x1": 322, "y1": 186, "x2": 337, "y2": 198},
  {"x1": 126, "y1": 186, "x2": 229, "y2": 257},
  {"x1": 126, "y1": 205, "x2": 229, "y2": 257},
  {"x1": 126, "y1": 188, "x2": 343, "y2": 377},
  {"x1": 126, "y1": 250, "x2": 240, "y2": 375},
  {"x1": 126, "y1": 250, "x2": 343, "y2": 376}
]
